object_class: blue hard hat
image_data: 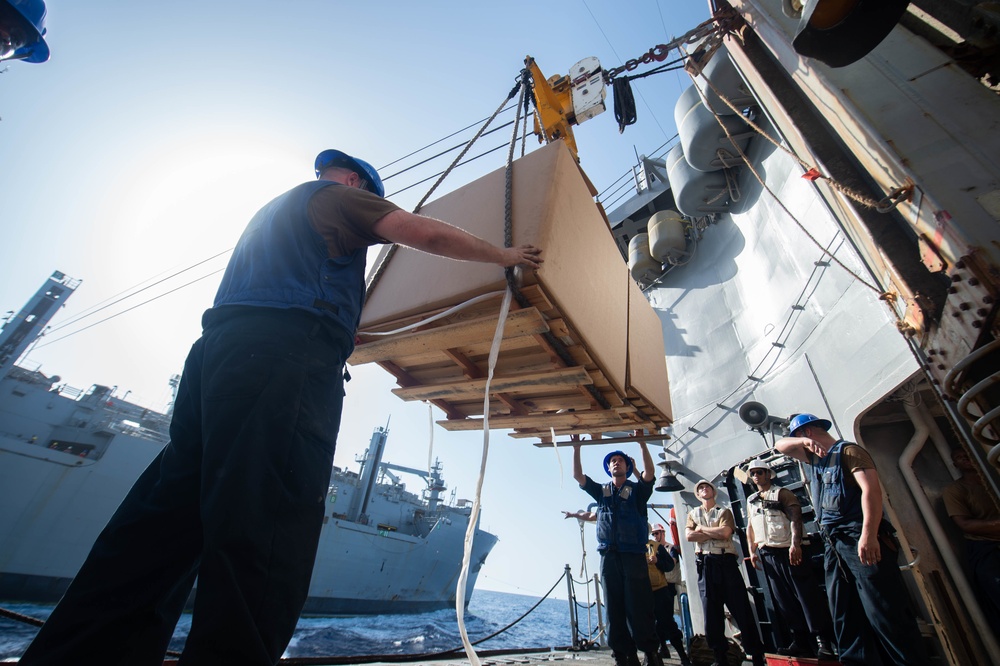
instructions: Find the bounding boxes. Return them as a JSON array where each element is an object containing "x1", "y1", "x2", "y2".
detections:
[
  {"x1": 1, "y1": 0, "x2": 49, "y2": 64},
  {"x1": 314, "y1": 149, "x2": 385, "y2": 198},
  {"x1": 789, "y1": 413, "x2": 832, "y2": 436},
  {"x1": 603, "y1": 450, "x2": 634, "y2": 477}
]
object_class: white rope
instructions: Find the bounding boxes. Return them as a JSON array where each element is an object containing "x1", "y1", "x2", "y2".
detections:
[
  {"x1": 362, "y1": 291, "x2": 506, "y2": 336},
  {"x1": 426, "y1": 402, "x2": 434, "y2": 475},
  {"x1": 455, "y1": 283, "x2": 514, "y2": 666},
  {"x1": 550, "y1": 427, "x2": 564, "y2": 488}
]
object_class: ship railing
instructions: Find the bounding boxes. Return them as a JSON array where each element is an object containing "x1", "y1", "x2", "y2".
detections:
[{"x1": 565, "y1": 564, "x2": 606, "y2": 650}]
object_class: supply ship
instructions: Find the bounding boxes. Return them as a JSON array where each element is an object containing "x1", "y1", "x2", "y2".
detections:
[{"x1": 0, "y1": 278, "x2": 497, "y2": 615}]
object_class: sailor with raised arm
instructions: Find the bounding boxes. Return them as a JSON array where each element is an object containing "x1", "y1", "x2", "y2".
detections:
[
  {"x1": 775, "y1": 413, "x2": 929, "y2": 666},
  {"x1": 572, "y1": 431, "x2": 664, "y2": 666}
]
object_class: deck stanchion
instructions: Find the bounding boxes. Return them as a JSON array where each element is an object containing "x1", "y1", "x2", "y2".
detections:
[
  {"x1": 564, "y1": 564, "x2": 580, "y2": 649},
  {"x1": 593, "y1": 573, "x2": 606, "y2": 647}
]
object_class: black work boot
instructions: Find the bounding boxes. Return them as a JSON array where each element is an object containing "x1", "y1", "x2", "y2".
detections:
[
  {"x1": 612, "y1": 653, "x2": 632, "y2": 666},
  {"x1": 777, "y1": 639, "x2": 810, "y2": 657},
  {"x1": 658, "y1": 641, "x2": 670, "y2": 659},
  {"x1": 815, "y1": 635, "x2": 836, "y2": 660},
  {"x1": 641, "y1": 650, "x2": 665, "y2": 666}
]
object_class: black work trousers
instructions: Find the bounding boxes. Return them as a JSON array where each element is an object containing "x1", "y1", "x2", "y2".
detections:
[
  {"x1": 652, "y1": 583, "x2": 686, "y2": 653},
  {"x1": 758, "y1": 546, "x2": 833, "y2": 642},
  {"x1": 824, "y1": 528, "x2": 928, "y2": 665},
  {"x1": 602, "y1": 549, "x2": 659, "y2": 655},
  {"x1": 20, "y1": 307, "x2": 350, "y2": 666},
  {"x1": 697, "y1": 553, "x2": 764, "y2": 660}
]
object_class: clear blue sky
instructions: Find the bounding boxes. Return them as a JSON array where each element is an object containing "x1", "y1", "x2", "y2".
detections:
[{"x1": 1, "y1": 0, "x2": 711, "y2": 599}]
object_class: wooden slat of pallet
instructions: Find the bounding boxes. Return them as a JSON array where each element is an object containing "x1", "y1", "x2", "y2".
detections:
[
  {"x1": 350, "y1": 308, "x2": 549, "y2": 365},
  {"x1": 353, "y1": 281, "x2": 669, "y2": 437},
  {"x1": 389, "y1": 366, "x2": 593, "y2": 402},
  {"x1": 375, "y1": 333, "x2": 545, "y2": 371},
  {"x1": 530, "y1": 433, "x2": 673, "y2": 447},
  {"x1": 437, "y1": 408, "x2": 636, "y2": 432}
]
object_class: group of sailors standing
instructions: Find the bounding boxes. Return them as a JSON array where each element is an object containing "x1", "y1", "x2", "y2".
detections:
[{"x1": 569, "y1": 411, "x2": 943, "y2": 666}]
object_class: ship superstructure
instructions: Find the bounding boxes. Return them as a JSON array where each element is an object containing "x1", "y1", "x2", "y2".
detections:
[{"x1": 604, "y1": 3, "x2": 1000, "y2": 663}]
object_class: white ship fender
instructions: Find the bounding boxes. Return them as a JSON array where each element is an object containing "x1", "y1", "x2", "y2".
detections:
[
  {"x1": 648, "y1": 210, "x2": 687, "y2": 264},
  {"x1": 628, "y1": 232, "x2": 661, "y2": 282},
  {"x1": 690, "y1": 44, "x2": 754, "y2": 115},
  {"x1": 665, "y1": 143, "x2": 730, "y2": 217},
  {"x1": 674, "y1": 85, "x2": 751, "y2": 172}
]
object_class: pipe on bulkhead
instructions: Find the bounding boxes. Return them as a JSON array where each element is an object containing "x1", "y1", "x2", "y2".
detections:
[{"x1": 899, "y1": 400, "x2": 1000, "y2": 658}]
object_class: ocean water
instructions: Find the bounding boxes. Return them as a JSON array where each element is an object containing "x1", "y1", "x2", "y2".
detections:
[{"x1": 0, "y1": 590, "x2": 583, "y2": 660}]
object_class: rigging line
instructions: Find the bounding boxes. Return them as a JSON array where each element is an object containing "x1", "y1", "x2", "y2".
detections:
[
  {"x1": 384, "y1": 142, "x2": 510, "y2": 198},
  {"x1": 381, "y1": 120, "x2": 517, "y2": 182},
  {"x1": 458, "y1": 83, "x2": 530, "y2": 666},
  {"x1": 377, "y1": 103, "x2": 518, "y2": 171},
  {"x1": 580, "y1": 0, "x2": 623, "y2": 63},
  {"x1": 366, "y1": 82, "x2": 522, "y2": 325},
  {"x1": 34, "y1": 269, "x2": 226, "y2": 351},
  {"x1": 694, "y1": 61, "x2": 884, "y2": 210},
  {"x1": 690, "y1": 62, "x2": 882, "y2": 293},
  {"x1": 44, "y1": 248, "x2": 234, "y2": 335},
  {"x1": 621, "y1": 58, "x2": 688, "y2": 81},
  {"x1": 418, "y1": 571, "x2": 567, "y2": 660}
]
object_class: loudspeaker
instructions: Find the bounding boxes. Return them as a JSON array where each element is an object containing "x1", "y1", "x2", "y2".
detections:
[
  {"x1": 792, "y1": 0, "x2": 911, "y2": 68},
  {"x1": 739, "y1": 401, "x2": 769, "y2": 428}
]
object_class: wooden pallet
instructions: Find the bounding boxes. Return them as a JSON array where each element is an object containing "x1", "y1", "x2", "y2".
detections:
[{"x1": 349, "y1": 284, "x2": 672, "y2": 443}]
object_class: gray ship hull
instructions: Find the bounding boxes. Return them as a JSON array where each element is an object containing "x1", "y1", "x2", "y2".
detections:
[{"x1": 0, "y1": 370, "x2": 496, "y2": 614}]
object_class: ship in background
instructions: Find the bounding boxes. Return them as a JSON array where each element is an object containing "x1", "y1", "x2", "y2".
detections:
[
  {"x1": 0, "y1": 273, "x2": 497, "y2": 614},
  {"x1": 599, "y1": 1, "x2": 999, "y2": 664}
]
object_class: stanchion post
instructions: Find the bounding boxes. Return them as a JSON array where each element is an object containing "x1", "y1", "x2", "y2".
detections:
[
  {"x1": 565, "y1": 564, "x2": 580, "y2": 649},
  {"x1": 593, "y1": 572, "x2": 606, "y2": 647}
]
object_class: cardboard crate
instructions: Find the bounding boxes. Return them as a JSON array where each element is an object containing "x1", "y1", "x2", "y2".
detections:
[{"x1": 349, "y1": 141, "x2": 672, "y2": 440}]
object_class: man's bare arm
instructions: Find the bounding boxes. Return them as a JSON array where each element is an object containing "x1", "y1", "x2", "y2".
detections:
[
  {"x1": 854, "y1": 467, "x2": 883, "y2": 565},
  {"x1": 563, "y1": 510, "x2": 596, "y2": 521},
  {"x1": 637, "y1": 430, "x2": 655, "y2": 483},
  {"x1": 952, "y1": 514, "x2": 1000, "y2": 540},
  {"x1": 373, "y1": 210, "x2": 542, "y2": 269},
  {"x1": 775, "y1": 436, "x2": 811, "y2": 463},
  {"x1": 572, "y1": 439, "x2": 586, "y2": 486}
]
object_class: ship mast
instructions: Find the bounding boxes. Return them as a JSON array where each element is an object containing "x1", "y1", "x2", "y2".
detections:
[{"x1": 0, "y1": 271, "x2": 80, "y2": 378}]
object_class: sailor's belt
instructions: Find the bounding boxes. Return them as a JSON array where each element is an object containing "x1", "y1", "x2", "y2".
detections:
[{"x1": 696, "y1": 548, "x2": 733, "y2": 556}]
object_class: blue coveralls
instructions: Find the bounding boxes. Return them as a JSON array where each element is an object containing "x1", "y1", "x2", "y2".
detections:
[
  {"x1": 812, "y1": 441, "x2": 929, "y2": 666},
  {"x1": 582, "y1": 475, "x2": 658, "y2": 657},
  {"x1": 21, "y1": 181, "x2": 377, "y2": 665}
]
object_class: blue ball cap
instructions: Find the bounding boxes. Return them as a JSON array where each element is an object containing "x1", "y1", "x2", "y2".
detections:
[
  {"x1": 789, "y1": 413, "x2": 832, "y2": 436},
  {"x1": 603, "y1": 450, "x2": 634, "y2": 477},
  {"x1": 314, "y1": 149, "x2": 385, "y2": 198}
]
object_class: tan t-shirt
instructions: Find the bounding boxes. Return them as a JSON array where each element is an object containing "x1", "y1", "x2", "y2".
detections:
[
  {"x1": 840, "y1": 444, "x2": 875, "y2": 475},
  {"x1": 943, "y1": 480, "x2": 1000, "y2": 542},
  {"x1": 307, "y1": 184, "x2": 399, "y2": 257},
  {"x1": 686, "y1": 505, "x2": 738, "y2": 555},
  {"x1": 811, "y1": 443, "x2": 876, "y2": 492}
]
